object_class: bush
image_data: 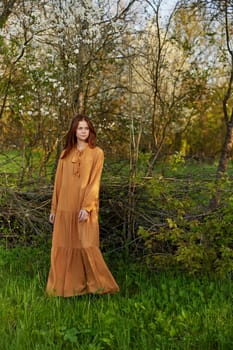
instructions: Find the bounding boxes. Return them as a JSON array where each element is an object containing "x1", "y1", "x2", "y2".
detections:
[{"x1": 137, "y1": 175, "x2": 233, "y2": 275}]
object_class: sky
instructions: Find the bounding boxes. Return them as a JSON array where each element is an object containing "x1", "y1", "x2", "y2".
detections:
[{"x1": 160, "y1": 0, "x2": 180, "y2": 18}]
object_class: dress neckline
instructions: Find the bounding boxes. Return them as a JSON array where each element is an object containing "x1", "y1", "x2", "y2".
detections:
[{"x1": 76, "y1": 144, "x2": 88, "y2": 153}]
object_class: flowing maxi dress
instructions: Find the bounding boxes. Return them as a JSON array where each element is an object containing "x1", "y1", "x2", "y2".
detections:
[{"x1": 46, "y1": 145, "x2": 119, "y2": 297}]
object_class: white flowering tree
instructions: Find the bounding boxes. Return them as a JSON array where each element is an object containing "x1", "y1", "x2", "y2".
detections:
[
  {"x1": 130, "y1": 0, "x2": 210, "y2": 175},
  {"x1": 0, "y1": 0, "x2": 139, "y2": 180},
  {"x1": 0, "y1": 0, "x2": 18, "y2": 28}
]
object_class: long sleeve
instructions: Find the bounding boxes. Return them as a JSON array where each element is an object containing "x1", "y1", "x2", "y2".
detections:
[
  {"x1": 51, "y1": 157, "x2": 63, "y2": 214},
  {"x1": 82, "y1": 148, "x2": 104, "y2": 213}
]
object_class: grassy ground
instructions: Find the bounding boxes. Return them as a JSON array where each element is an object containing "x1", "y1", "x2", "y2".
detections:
[{"x1": 0, "y1": 247, "x2": 233, "y2": 350}]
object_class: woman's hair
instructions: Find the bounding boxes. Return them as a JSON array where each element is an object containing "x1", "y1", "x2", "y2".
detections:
[{"x1": 61, "y1": 114, "x2": 96, "y2": 158}]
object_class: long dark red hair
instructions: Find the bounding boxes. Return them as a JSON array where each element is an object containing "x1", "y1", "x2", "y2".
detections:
[{"x1": 61, "y1": 114, "x2": 96, "y2": 158}]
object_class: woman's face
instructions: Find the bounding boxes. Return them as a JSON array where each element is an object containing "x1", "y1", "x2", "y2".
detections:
[{"x1": 76, "y1": 120, "x2": 90, "y2": 143}]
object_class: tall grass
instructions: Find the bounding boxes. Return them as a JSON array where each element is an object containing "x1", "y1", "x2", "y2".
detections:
[{"x1": 0, "y1": 246, "x2": 233, "y2": 350}]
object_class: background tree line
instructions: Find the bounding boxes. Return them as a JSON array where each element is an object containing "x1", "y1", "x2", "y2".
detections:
[
  {"x1": 1, "y1": 0, "x2": 233, "y2": 273},
  {"x1": 1, "y1": 0, "x2": 233, "y2": 169}
]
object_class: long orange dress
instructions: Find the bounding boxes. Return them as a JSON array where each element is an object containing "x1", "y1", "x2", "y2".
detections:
[{"x1": 46, "y1": 145, "x2": 119, "y2": 297}]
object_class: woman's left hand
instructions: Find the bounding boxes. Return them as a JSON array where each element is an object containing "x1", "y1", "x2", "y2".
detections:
[{"x1": 78, "y1": 209, "x2": 89, "y2": 222}]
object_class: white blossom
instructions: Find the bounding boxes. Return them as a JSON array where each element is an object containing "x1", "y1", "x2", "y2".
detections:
[{"x1": 68, "y1": 63, "x2": 76, "y2": 69}]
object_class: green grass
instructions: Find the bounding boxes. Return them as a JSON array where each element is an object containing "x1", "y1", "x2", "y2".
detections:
[{"x1": 0, "y1": 247, "x2": 233, "y2": 350}]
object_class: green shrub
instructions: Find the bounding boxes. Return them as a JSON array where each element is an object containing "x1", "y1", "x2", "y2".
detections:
[{"x1": 138, "y1": 176, "x2": 233, "y2": 275}]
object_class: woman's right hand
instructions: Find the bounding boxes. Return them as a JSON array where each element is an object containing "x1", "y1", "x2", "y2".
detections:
[
  {"x1": 49, "y1": 213, "x2": 55, "y2": 224},
  {"x1": 78, "y1": 209, "x2": 89, "y2": 222}
]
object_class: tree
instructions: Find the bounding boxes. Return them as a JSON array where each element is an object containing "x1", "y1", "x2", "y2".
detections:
[
  {"x1": 0, "y1": 0, "x2": 140, "y2": 181},
  {"x1": 183, "y1": 0, "x2": 233, "y2": 203},
  {"x1": 128, "y1": 0, "x2": 208, "y2": 174},
  {"x1": 0, "y1": 0, "x2": 18, "y2": 28}
]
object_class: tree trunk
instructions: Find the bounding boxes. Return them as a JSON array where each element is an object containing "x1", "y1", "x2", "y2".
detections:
[
  {"x1": 209, "y1": 0, "x2": 233, "y2": 208},
  {"x1": 209, "y1": 119, "x2": 233, "y2": 209},
  {"x1": 216, "y1": 122, "x2": 233, "y2": 178}
]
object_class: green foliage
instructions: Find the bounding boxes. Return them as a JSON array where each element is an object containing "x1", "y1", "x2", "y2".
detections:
[{"x1": 138, "y1": 173, "x2": 233, "y2": 275}]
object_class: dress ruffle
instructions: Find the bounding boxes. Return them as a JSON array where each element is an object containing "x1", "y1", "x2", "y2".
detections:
[
  {"x1": 46, "y1": 246, "x2": 119, "y2": 297},
  {"x1": 46, "y1": 209, "x2": 119, "y2": 297}
]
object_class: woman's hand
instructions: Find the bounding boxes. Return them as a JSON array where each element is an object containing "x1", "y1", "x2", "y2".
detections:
[
  {"x1": 78, "y1": 209, "x2": 89, "y2": 222},
  {"x1": 49, "y1": 213, "x2": 55, "y2": 224}
]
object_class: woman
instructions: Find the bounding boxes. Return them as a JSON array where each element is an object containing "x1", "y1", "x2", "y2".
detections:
[{"x1": 46, "y1": 114, "x2": 119, "y2": 297}]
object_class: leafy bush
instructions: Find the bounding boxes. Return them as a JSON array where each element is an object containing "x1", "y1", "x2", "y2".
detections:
[{"x1": 138, "y1": 175, "x2": 233, "y2": 275}]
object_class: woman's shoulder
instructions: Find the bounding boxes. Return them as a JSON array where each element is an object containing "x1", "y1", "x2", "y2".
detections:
[
  {"x1": 90, "y1": 146, "x2": 104, "y2": 157},
  {"x1": 59, "y1": 149, "x2": 66, "y2": 159}
]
